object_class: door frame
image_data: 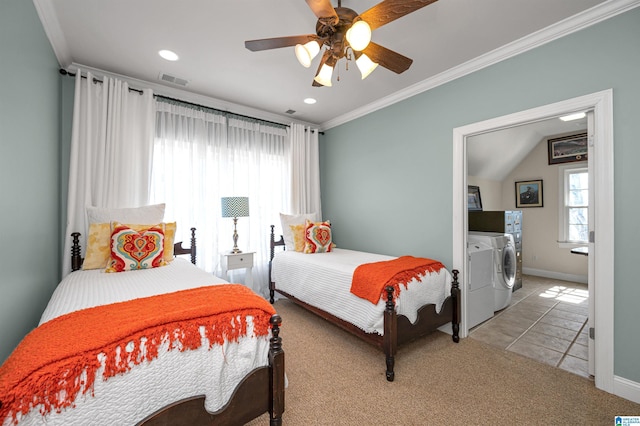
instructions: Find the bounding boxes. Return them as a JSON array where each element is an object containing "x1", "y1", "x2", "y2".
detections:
[{"x1": 452, "y1": 89, "x2": 614, "y2": 394}]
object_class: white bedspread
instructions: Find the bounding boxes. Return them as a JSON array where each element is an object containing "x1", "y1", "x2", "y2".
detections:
[
  {"x1": 271, "y1": 248, "x2": 452, "y2": 335},
  {"x1": 6, "y1": 259, "x2": 271, "y2": 426}
]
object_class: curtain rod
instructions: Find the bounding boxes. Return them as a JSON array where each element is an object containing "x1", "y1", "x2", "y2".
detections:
[{"x1": 59, "y1": 69, "x2": 323, "y2": 134}]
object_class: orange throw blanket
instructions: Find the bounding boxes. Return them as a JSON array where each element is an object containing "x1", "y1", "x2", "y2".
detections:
[
  {"x1": 0, "y1": 284, "x2": 276, "y2": 424},
  {"x1": 351, "y1": 256, "x2": 445, "y2": 304}
]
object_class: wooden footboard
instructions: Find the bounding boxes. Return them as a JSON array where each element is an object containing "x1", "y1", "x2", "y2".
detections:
[
  {"x1": 269, "y1": 225, "x2": 459, "y2": 382},
  {"x1": 138, "y1": 315, "x2": 284, "y2": 426}
]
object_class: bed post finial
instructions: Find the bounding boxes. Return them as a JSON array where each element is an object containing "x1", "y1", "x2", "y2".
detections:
[
  {"x1": 269, "y1": 225, "x2": 276, "y2": 303},
  {"x1": 190, "y1": 227, "x2": 196, "y2": 265},
  {"x1": 383, "y1": 286, "x2": 397, "y2": 382},
  {"x1": 71, "y1": 232, "x2": 82, "y2": 271},
  {"x1": 269, "y1": 314, "x2": 285, "y2": 425},
  {"x1": 451, "y1": 269, "x2": 460, "y2": 343}
]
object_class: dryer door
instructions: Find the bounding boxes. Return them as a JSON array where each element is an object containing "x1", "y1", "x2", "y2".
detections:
[{"x1": 502, "y1": 243, "x2": 516, "y2": 288}]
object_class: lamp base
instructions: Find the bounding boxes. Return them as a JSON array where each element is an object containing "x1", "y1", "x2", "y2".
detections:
[{"x1": 230, "y1": 248, "x2": 243, "y2": 254}]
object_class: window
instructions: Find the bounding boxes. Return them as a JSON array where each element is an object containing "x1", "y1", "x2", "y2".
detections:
[{"x1": 559, "y1": 166, "x2": 588, "y2": 244}]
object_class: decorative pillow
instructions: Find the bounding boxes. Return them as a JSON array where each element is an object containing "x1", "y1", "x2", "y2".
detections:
[
  {"x1": 82, "y1": 222, "x2": 113, "y2": 270},
  {"x1": 290, "y1": 224, "x2": 307, "y2": 252},
  {"x1": 280, "y1": 212, "x2": 317, "y2": 250},
  {"x1": 303, "y1": 220, "x2": 333, "y2": 254},
  {"x1": 83, "y1": 222, "x2": 176, "y2": 270},
  {"x1": 86, "y1": 203, "x2": 165, "y2": 225},
  {"x1": 106, "y1": 223, "x2": 166, "y2": 273}
]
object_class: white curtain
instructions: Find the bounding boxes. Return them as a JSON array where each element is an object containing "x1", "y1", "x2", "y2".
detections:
[
  {"x1": 150, "y1": 100, "x2": 289, "y2": 297},
  {"x1": 63, "y1": 71, "x2": 154, "y2": 276},
  {"x1": 289, "y1": 123, "x2": 322, "y2": 218}
]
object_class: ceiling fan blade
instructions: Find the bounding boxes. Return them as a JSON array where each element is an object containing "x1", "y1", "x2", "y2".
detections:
[
  {"x1": 363, "y1": 42, "x2": 413, "y2": 74},
  {"x1": 305, "y1": 0, "x2": 339, "y2": 24},
  {"x1": 359, "y1": 0, "x2": 438, "y2": 31},
  {"x1": 245, "y1": 35, "x2": 319, "y2": 52}
]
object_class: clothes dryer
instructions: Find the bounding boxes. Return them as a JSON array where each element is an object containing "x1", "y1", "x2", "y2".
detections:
[{"x1": 468, "y1": 231, "x2": 516, "y2": 311}]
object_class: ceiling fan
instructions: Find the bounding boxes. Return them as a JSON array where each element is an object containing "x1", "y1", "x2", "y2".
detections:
[{"x1": 245, "y1": 0, "x2": 438, "y2": 87}]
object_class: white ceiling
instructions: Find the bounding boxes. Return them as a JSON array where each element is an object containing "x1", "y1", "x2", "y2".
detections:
[
  {"x1": 467, "y1": 115, "x2": 588, "y2": 181},
  {"x1": 33, "y1": 0, "x2": 633, "y2": 180},
  {"x1": 35, "y1": 0, "x2": 622, "y2": 129}
]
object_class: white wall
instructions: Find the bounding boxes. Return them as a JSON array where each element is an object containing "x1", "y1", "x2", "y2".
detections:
[{"x1": 501, "y1": 136, "x2": 588, "y2": 278}]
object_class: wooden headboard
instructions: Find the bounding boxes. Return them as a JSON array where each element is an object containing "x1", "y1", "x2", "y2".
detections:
[{"x1": 70, "y1": 227, "x2": 197, "y2": 271}]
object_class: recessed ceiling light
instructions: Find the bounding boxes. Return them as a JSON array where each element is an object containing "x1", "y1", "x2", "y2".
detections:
[
  {"x1": 158, "y1": 50, "x2": 179, "y2": 61},
  {"x1": 559, "y1": 112, "x2": 586, "y2": 121},
  {"x1": 304, "y1": 98, "x2": 316, "y2": 104}
]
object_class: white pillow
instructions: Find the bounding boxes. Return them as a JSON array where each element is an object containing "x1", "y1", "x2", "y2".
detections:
[
  {"x1": 87, "y1": 203, "x2": 166, "y2": 225},
  {"x1": 279, "y1": 212, "x2": 317, "y2": 250}
]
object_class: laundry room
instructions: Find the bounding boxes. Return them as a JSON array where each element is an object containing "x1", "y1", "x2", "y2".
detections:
[{"x1": 465, "y1": 113, "x2": 590, "y2": 378}]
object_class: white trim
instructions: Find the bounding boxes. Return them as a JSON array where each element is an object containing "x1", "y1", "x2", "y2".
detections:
[
  {"x1": 522, "y1": 267, "x2": 587, "y2": 285},
  {"x1": 321, "y1": 0, "x2": 640, "y2": 130},
  {"x1": 557, "y1": 164, "x2": 589, "y2": 244},
  {"x1": 32, "y1": 0, "x2": 72, "y2": 67},
  {"x1": 453, "y1": 89, "x2": 615, "y2": 395},
  {"x1": 65, "y1": 63, "x2": 317, "y2": 129},
  {"x1": 614, "y1": 376, "x2": 640, "y2": 404}
]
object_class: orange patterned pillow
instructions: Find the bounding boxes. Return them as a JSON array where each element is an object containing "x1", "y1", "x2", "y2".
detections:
[
  {"x1": 303, "y1": 220, "x2": 333, "y2": 254},
  {"x1": 105, "y1": 223, "x2": 166, "y2": 272}
]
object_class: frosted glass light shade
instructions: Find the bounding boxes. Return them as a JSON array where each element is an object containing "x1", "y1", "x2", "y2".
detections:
[
  {"x1": 346, "y1": 20, "x2": 371, "y2": 51},
  {"x1": 356, "y1": 53, "x2": 378, "y2": 79},
  {"x1": 295, "y1": 41, "x2": 321, "y2": 68},
  {"x1": 314, "y1": 64, "x2": 334, "y2": 87}
]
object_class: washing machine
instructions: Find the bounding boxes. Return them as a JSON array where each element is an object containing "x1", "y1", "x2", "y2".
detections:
[
  {"x1": 468, "y1": 231, "x2": 516, "y2": 311},
  {"x1": 467, "y1": 240, "x2": 495, "y2": 328}
]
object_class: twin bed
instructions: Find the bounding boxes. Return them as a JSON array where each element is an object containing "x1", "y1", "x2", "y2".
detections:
[
  {"x1": 1, "y1": 210, "x2": 460, "y2": 425},
  {"x1": 269, "y1": 223, "x2": 460, "y2": 381},
  {"x1": 0, "y1": 227, "x2": 284, "y2": 426}
]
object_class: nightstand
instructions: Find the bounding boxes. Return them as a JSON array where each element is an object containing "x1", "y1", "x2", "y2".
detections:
[{"x1": 220, "y1": 251, "x2": 254, "y2": 288}]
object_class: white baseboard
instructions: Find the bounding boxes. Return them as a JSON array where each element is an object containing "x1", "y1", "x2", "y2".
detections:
[
  {"x1": 614, "y1": 375, "x2": 640, "y2": 404},
  {"x1": 522, "y1": 267, "x2": 588, "y2": 284}
]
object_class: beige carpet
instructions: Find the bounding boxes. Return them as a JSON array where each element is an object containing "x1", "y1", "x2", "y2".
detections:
[{"x1": 248, "y1": 299, "x2": 639, "y2": 425}]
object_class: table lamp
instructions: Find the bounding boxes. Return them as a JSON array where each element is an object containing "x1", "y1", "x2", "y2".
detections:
[{"x1": 221, "y1": 196, "x2": 249, "y2": 253}]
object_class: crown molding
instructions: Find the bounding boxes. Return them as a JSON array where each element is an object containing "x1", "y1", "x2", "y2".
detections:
[
  {"x1": 32, "y1": 0, "x2": 72, "y2": 67},
  {"x1": 320, "y1": 0, "x2": 640, "y2": 131}
]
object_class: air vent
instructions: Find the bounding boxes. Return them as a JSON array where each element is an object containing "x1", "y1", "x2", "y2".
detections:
[
  {"x1": 158, "y1": 73, "x2": 189, "y2": 87},
  {"x1": 285, "y1": 109, "x2": 296, "y2": 115}
]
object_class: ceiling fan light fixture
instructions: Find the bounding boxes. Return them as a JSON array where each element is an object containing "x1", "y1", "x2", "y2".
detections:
[
  {"x1": 346, "y1": 20, "x2": 371, "y2": 52},
  {"x1": 314, "y1": 63, "x2": 334, "y2": 87},
  {"x1": 295, "y1": 41, "x2": 321, "y2": 68},
  {"x1": 355, "y1": 53, "x2": 378, "y2": 79}
]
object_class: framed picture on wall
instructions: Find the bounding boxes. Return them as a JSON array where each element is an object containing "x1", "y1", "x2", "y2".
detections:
[
  {"x1": 547, "y1": 132, "x2": 588, "y2": 164},
  {"x1": 468, "y1": 185, "x2": 483, "y2": 211},
  {"x1": 515, "y1": 180, "x2": 543, "y2": 208}
]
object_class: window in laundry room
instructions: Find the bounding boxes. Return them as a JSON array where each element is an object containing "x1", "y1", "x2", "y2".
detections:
[{"x1": 559, "y1": 165, "x2": 588, "y2": 244}]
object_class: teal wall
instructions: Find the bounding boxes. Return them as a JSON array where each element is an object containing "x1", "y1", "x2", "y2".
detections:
[
  {"x1": 321, "y1": 9, "x2": 640, "y2": 382},
  {"x1": 0, "y1": 0, "x2": 62, "y2": 362}
]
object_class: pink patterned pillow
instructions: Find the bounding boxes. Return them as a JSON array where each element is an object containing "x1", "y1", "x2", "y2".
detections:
[
  {"x1": 303, "y1": 220, "x2": 333, "y2": 254},
  {"x1": 106, "y1": 223, "x2": 166, "y2": 272}
]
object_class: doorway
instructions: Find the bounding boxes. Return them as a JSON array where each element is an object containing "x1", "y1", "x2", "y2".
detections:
[{"x1": 452, "y1": 90, "x2": 614, "y2": 394}]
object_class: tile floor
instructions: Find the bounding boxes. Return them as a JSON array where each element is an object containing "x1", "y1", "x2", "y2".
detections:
[{"x1": 469, "y1": 275, "x2": 591, "y2": 379}]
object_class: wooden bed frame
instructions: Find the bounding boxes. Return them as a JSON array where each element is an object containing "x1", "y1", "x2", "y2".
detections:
[
  {"x1": 67, "y1": 228, "x2": 285, "y2": 426},
  {"x1": 269, "y1": 225, "x2": 459, "y2": 382}
]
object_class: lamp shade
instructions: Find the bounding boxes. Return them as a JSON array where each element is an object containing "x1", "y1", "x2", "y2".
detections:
[
  {"x1": 314, "y1": 63, "x2": 334, "y2": 87},
  {"x1": 295, "y1": 41, "x2": 321, "y2": 68},
  {"x1": 221, "y1": 197, "x2": 249, "y2": 218},
  {"x1": 346, "y1": 20, "x2": 371, "y2": 51},
  {"x1": 356, "y1": 53, "x2": 378, "y2": 79}
]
